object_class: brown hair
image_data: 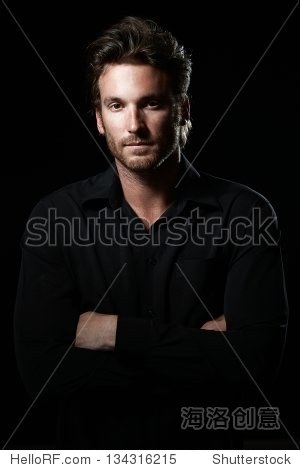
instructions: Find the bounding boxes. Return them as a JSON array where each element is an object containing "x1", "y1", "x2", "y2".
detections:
[{"x1": 87, "y1": 16, "x2": 192, "y2": 146}]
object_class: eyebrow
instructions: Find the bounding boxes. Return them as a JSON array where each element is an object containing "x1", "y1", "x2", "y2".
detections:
[
  {"x1": 103, "y1": 94, "x2": 169, "y2": 105},
  {"x1": 103, "y1": 97, "x2": 122, "y2": 105}
]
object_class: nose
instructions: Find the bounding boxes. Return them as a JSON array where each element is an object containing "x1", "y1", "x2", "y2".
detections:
[{"x1": 127, "y1": 106, "x2": 144, "y2": 133}]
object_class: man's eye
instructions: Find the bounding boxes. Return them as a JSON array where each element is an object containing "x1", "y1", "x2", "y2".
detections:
[
  {"x1": 147, "y1": 101, "x2": 160, "y2": 108},
  {"x1": 109, "y1": 103, "x2": 122, "y2": 110}
]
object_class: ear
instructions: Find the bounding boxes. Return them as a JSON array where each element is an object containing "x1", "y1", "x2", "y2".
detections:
[
  {"x1": 180, "y1": 95, "x2": 190, "y2": 125},
  {"x1": 95, "y1": 109, "x2": 105, "y2": 135}
]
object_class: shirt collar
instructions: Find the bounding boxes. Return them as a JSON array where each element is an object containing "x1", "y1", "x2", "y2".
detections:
[
  {"x1": 80, "y1": 161, "x2": 121, "y2": 208},
  {"x1": 175, "y1": 154, "x2": 221, "y2": 211},
  {"x1": 80, "y1": 154, "x2": 222, "y2": 212}
]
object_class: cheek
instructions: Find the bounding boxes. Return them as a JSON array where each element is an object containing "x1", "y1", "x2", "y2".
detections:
[
  {"x1": 102, "y1": 115, "x2": 123, "y2": 136},
  {"x1": 151, "y1": 112, "x2": 173, "y2": 131},
  {"x1": 154, "y1": 114, "x2": 178, "y2": 136}
]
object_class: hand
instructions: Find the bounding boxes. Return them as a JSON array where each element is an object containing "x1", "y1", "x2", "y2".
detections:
[
  {"x1": 75, "y1": 311, "x2": 118, "y2": 351},
  {"x1": 200, "y1": 314, "x2": 227, "y2": 331}
]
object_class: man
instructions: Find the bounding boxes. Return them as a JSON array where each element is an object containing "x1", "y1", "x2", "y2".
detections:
[{"x1": 14, "y1": 16, "x2": 288, "y2": 449}]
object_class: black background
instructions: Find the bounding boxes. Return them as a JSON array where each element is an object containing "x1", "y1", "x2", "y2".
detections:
[{"x1": 1, "y1": 1, "x2": 299, "y2": 449}]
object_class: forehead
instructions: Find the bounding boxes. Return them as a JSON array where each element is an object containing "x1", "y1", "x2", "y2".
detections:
[{"x1": 98, "y1": 63, "x2": 171, "y2": 99}]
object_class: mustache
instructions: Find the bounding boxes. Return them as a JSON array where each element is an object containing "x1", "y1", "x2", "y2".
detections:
[{"x1": 122, "y1": 139, "x2": 153, "y2": 146}]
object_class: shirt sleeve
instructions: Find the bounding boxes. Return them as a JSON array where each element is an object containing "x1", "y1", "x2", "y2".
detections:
[
  {"x1": 14, "y1": 200, "x2": 144, "y2": 401},
  {"x1": 115, "y1": 195, "x2": 289, "y2": 388}
]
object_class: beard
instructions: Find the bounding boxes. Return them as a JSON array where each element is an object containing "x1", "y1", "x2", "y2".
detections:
[{"x1": 103, "y1": 122, "x2": 181, "y2": 173}]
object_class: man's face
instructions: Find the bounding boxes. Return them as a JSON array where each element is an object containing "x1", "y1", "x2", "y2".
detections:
[{"x1": 96, "y1": 63, "x2": 182, "y2": 172}]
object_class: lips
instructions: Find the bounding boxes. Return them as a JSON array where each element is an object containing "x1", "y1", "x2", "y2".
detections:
[{"x1": 125, "y1": 142, "x2": 151, "y2": 146}]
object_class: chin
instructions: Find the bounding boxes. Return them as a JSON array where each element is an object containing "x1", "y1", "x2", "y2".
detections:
[
  {"x1": 117, "y1": 152, "x2": 163, "y2": 172},
  {"x1": 123, "y1": 158, "x2": 161, "y2": 172}
]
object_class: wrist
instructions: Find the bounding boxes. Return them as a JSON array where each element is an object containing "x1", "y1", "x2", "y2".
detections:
[{"x1": 102, "y1": 314, "x2": 118, "y2": 351}]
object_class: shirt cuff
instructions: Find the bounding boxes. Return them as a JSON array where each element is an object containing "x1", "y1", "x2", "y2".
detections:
[{"x1": 115, "y1": 316, "x2": 154, "y2": 356}]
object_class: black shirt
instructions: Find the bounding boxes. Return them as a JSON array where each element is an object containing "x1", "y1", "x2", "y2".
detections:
[{"x1": 14, "y1": 157, "x2": 288, "y2": 448}]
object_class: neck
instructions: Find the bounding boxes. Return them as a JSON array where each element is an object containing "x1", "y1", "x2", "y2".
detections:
[{"x1": 115, "y1": 151, "x2": 181, "y2": 223}]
